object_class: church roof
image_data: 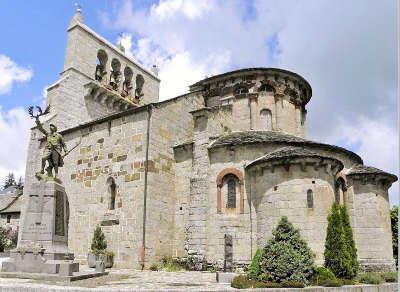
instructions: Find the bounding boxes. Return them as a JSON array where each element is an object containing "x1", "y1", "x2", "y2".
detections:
[
  {"x1": 346, "y1": 164, "x2": 398, "y2": 182},
  {"x1": 209, "y1": 131, "x2": 363, "y2": 164},
  {"x1": 246, "y1": 146, "x2": 343, "y2": 169}
]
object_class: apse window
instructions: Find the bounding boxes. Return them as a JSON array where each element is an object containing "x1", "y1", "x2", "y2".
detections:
[
  {"x1": 260, "y1": 109, "x2": 272, "y2": 130},
  {"x1": 224, "y1": 175, "x2": 238, "y2": 209},
  {"x1": 307, "y1": 189, "x2": 313, "y2": 209}
]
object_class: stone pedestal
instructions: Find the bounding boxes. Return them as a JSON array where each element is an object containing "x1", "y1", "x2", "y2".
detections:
[{"x1": 2, "y1": 180, "x2": 79, "y2": 275}]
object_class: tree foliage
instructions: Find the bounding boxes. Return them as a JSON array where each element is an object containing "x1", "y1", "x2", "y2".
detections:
[
  {"x1": 390, "y1": 206, "x2": 398, "y2": 267},
  {"x1": 247, "y1": 248, "x2": 262, "y2": 279},
  {"x1": 3, "y1": 173, "x2": 16, "y2": 189},
  {"x1": 90, "y1": 225, "x2": 107, "y2": 254},
  {"x1": 259, "y1": 216, "x2": 315, "y2": 284},
  {"x1": 324, "y1": 203, "x2": 358, "y2": 279}
]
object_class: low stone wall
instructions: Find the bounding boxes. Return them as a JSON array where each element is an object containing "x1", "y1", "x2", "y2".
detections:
[{"x1": 0, "y1": 283, "x2": 396, "y2": 292}]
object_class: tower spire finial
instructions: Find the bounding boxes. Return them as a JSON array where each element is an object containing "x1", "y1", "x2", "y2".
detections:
[{"x1": 69, "y1": 3, "x2": 84, "y2": 27}]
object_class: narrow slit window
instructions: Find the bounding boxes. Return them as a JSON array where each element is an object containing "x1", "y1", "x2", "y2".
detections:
[
  {"x1": 307, "y1": 189, "x2": 313, "y2": 208},
  {"x1": 227, "y1": 178, "x2": 236, "y2": 208}
]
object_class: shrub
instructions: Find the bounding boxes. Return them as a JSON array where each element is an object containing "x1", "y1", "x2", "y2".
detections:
[
  {"x1": 324, "y1": 203, "x2": 353, "y2": 279},
  {"x1": 359, "y1": 273, "x2": 383, "y2": 285},
  {"x1": 247, "y1": 248, "x2": 262, "y2": 279},
  {"x1": 321, "y1": 278, "x2": 343, "y2": 287},
  {"x1": 231, "y1": 275, "x2": 251, "y2": 289},
  {"x1": 311, "y1": 266, "x2": 336, "y2": 286},
  {"x1": 90, "y1": 226, "x2": 107, "y2": 254},
  {"x1": 390, "y1": 206, "x2": 398, "y2": 267},
  {"x1": 259, "y1": 216, "x2": 315, "y2": 284},
  {"x1": 149, "y1": 263, "x2": 160, "y2": 271},
  {"x1": 340, "y1": 205, "x2": 359, "y2": 278},
  {"x1": 380, "y1": 272, "x2": 397, "y2": 283}
]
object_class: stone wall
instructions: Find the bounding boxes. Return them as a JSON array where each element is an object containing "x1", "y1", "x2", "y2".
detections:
[
  {"x1": 348, "y1": 179, "x2": 395, "y2": 272},
  {"x1": 249, "y1": 164, "x2": 337, "y2": 265},
  {"x1": 143, "y1": 92, "x2": 203, "y2": 266},
  {"x1": 59, "y1": 109, "x2": 149, "y2": 268},
  {"x1": 0, "y1": 213, "x2": 20, "y2": 231}
]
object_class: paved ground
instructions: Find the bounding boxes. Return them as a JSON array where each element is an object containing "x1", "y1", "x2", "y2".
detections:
[{"x1": 0, "y1": 267, "x2": 235, "y2": 291}]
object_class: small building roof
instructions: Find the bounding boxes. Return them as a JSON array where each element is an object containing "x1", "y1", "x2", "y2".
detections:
[
  {"x1": 0, "y1": 186, "x2": 23, "y2": 214},
  {"x1": 209, "y1": 131, "x2": 363, "y2": 164},
  {"x1": 246, "y1": 146, "x2": 343, "y2": 169},
  {"x1": 346, "y1": 164, "x2": 398, "y2": 182}
]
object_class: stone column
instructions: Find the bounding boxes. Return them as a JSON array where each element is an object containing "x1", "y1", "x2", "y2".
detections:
[{"x1": 187, "y1": 110, "x2": 210, "y2": 270}]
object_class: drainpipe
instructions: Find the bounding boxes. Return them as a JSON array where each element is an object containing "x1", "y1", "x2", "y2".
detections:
[{"x1": 141, "y1": 104, "x2": 152, "y2": 270}]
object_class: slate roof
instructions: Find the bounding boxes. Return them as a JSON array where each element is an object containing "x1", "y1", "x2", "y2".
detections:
[
  {"x1": 0, "y1": 186, "x2": 23, "y2": 214},
  {"x1": 246, "y1": 146, "x2": 343, "y2": 169},
  {"x1": 347, "y1": 164, "x2": 398, "y2": 182},
  {"x1": 209, "y1": 131, "x2": 363, "y2": 163}
]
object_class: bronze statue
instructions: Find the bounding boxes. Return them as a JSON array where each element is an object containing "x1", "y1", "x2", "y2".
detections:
[{"x1": 28, "y1": 105, "x2": 67, "y2": 179}]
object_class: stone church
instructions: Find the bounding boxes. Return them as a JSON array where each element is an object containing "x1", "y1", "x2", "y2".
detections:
[{"x1": 20, "y1": 10, "x2": 397, "y2": 271}]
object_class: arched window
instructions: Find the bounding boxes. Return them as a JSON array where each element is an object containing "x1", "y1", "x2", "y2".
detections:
[
  {"x1": 335, "y1": 178, "x2": 347, "y2": 204},
  {"x1": 307, "y1": 189, "x2": 313, "y2": 208},
  {"x1": 109, "y1": 59, "x2": 121, "y2": 91},
  {"x1": 107, "y1": 177, "x2": 116, "y2": 210},
  {"x1": 95, "y1": 50, "x2": 107, "y2": 82},
  {"x1": 260, "y1": 109, "x2": 272, "y2": 130},
  {"x1": 216, "y1": 168, "x2": 244, "y2": 214},
  {"x1": 135, "y1": 74, "x2": 145, "y2": 99},
  {"x1": 122, "y1": 66, "x2": 133, "y2": 97},
  {"x1": 227, "y1": 177, "x2": 237, "y2": 209}
]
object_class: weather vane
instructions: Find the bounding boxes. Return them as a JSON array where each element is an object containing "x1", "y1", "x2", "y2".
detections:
[{"x1": 75, "y1": 3, "x2": 82, "y2": 13}]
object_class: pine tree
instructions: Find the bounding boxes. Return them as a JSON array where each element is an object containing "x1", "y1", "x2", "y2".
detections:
[
  {"x1": 90, "y1": 225, "x2": 107, "y2": 254},
  {"x1": 3, "y1": 173, "x2": 16, "y2": 189},
  {"x1": 247, "y1": 248, "x2": 262, "y2": 279},
  {"x1": 259, "y1": 216, "x2": 315, "y2": 284},
  {"x1": 340, "y1": 204, "x2": 358, "y2": 278},
  {"x1": 324, "y1": 203, "x2": 352, "y2": 279}
]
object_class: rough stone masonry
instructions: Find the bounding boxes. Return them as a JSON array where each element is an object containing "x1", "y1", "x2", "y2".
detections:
[{"x1": 19, "y1": 8, "x2": 397, "y2": 272}]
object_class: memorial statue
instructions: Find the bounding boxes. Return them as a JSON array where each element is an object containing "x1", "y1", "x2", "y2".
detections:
[
  {"x1": 121, "y1": 78, "x2": 133, "y2": 97},
  {"x1": 28, "y1": 105, "x2": 79, "y2": 180}
]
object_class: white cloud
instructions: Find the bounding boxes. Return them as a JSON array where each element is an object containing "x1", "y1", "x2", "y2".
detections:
[
  {"x1": 324, "y1": 116, "x2": 398, "y2": 205},
  {"x1": 0, "y1": 107, "x2": 33, "y2": 185},
  {"x1": 0, "y1": 54, "x2": 33, "y2": 95},
  {"x1": 150, "y1": 0, "x2": 215, "y2": 20}
]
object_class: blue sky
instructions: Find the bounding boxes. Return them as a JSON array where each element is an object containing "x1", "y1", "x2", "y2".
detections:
[{"x1": 0, "y1": 0, "x2": 398, "y2": 204}]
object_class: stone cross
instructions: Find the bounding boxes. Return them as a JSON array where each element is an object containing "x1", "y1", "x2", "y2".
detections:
[{"x1": 224, "y1": 234, "x2": 233, "y2": 272}]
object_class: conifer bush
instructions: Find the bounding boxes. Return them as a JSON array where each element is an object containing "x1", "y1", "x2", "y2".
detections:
[
  {"x1": 91, "y1": 225, "x2": 107, "y2": 254},
  {"x1": 258, "y1": 216, "x2": 315, "y2": 284},
  {"x1": 324, "y1": 203, "x2": 358, "y2": 279},
  {"x1": 247, "y1": 248, "x2": 262, "y2": 279},
  {"x1": 340, "y1": 204, "x2": 358, "y2": 278}
]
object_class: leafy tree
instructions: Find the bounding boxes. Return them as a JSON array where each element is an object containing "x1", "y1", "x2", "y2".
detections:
[
  {"x1": 3, "y1": 173, "x2": 16, "y2": 189},
  {"x1": 340, "y1": 204, "x2": 358, "y2": 278},
  {"x1": 259, "y1": 216, "x2": 315, "y2": 284},
  {"x1": 90, "y1": 225, "x2": 107, "y2": 254},
  {"x1": 390, "y1": 206, "x2": 398, "y2": 267},
  {"x1": 247, "y1": 248, "x2": 262, "y2": 279},
  {"x1": 324, "y1": 203, "x2": 354, "y2": 279}
]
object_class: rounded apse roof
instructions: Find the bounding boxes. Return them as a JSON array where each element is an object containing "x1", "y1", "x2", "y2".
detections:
[{"x1": 209, "y1": 131, "x2": 363, "y2": 165}]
